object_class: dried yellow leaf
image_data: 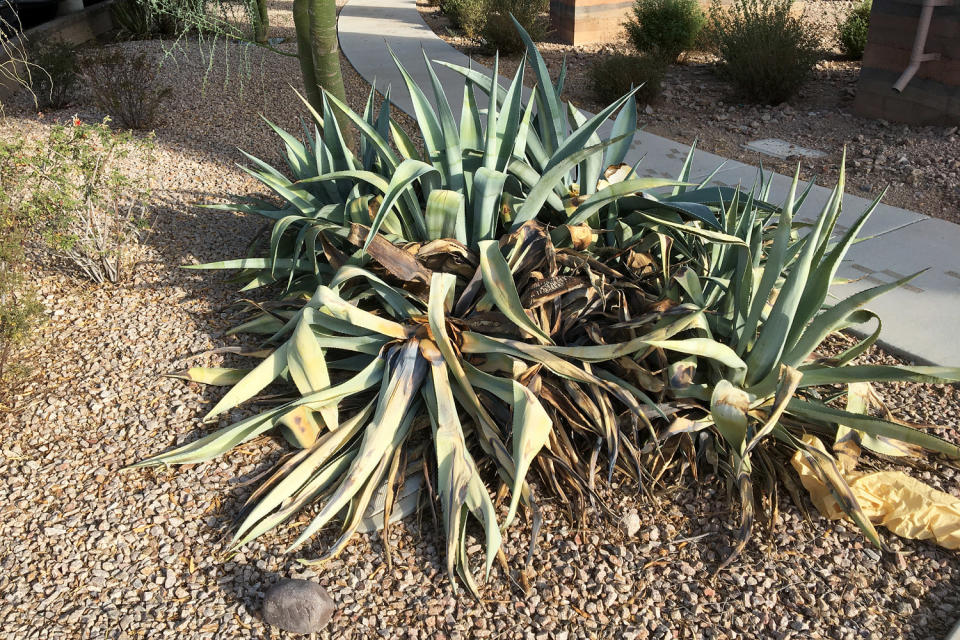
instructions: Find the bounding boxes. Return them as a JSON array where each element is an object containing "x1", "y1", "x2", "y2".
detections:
[{"x1": 791, "y1": 434, "x2": 960, "y2": 550}]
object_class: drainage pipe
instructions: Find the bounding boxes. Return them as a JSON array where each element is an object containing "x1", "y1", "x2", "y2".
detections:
[{"x1": 892, "y1": 0, "x2": 950, "y2": 93}]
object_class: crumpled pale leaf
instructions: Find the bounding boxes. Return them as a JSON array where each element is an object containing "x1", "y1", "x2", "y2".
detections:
[{"x1": 791, "y1": 434, "x2": 960, "y2": 550}]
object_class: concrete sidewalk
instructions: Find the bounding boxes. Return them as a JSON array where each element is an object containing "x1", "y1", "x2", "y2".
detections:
[{"x1": 338, "y1": 0, "x2": 960, "y2": 365}]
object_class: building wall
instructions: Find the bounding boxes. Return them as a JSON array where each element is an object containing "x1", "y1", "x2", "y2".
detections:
[
  {"x1": 550, "y1": 0, "x2": 634, "y2": 45},
  {"x1": 854, "y1": 0, "x2": 960, "y2": 125}
]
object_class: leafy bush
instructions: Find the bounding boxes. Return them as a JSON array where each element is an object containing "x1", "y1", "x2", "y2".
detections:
[
  {"x1": 0, "y1": 120, "x2": 151, "y2": 383},
  {"x1": 133, "y1": 22, "x2": 960, "y2": 595},
  {"x1": 481, "y1": 0, "x2": 548, "y2": 54},
  {"x1": 81, "y1": 49, "x2": 171, "y2": 129},
  {"x1": 837, "y1": 0, "x2": 871, "y2": 59},
  {"x1": 28, "y1": 39, "x2": 78, "y2": 109},
  {"x1": 440, "y1": 0, "x2": 547, "y2": 49},
  {"x1": 591, "y1": 53, "x2": 666, "y2": 106},
  {"x1": 0, "y1": 218, "x2": 43, "y2": 386},
  {"x1": 0, "y1": 119, "x2": 154, "y2": 284},
  {"x1": 625, "y1": 0, "x2": 706, "y2": 61},
  {"x1": 439, "y1": 0, "x2": 487, "y2": 38},
  {"x1": 710, "y1": 0, "x2": 821, "y2": 104}
]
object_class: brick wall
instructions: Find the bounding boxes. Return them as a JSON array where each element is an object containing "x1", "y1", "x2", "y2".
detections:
[{"x1": 854, "y1": 0, "x2": 960, "y2": 125}]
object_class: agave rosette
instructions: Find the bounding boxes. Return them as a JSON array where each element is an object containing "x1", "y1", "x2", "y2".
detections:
[{"x1": 134, "y1": 19, "x2": 960, "y2": 592}]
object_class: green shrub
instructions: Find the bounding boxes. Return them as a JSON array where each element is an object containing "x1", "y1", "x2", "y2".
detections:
[
  {"x1": 710, "y1": 0, "x2": 821, "y2": 104},
  {"x1": 481, "y1": 0, "x2": 548, "y2": 54},
  {"x1": 440, "y1": 0, "x2": 487, "y2": 38},
  {"x1": 837, "y1": 0, "x2": 871, "y2": 59},
  {"x1": 0, "y1": 119, "x2": 154, "y2": 285},
  {"x1": 0, "y1": 121, "x2": 146, "y2": 384},
  {"x1": 81, "y1": 49, "x2": 171, "y2": 130},
  {"x1": 590, "y1": 53, "x2": 666, "y2": 106},
  {"x1": 625, "y1": 0, "x2": 706, "y2": 61},
  {"x1": 440, "y1": 0, "x2": 547, "y2": 49},
  {"x1": 0, "y1": 211, "x2": 42, "y2": 387},
  {"x1": 28, "y1": 40, "x2": 78, "y2": 109}
]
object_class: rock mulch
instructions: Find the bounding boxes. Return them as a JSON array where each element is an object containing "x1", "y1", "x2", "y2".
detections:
[
  {"x1": 1, "y1": 2, "x2": 959, "y2": 639},
  {"x1": 417, "y1": 0, "x2": 960, "y2": 223}
]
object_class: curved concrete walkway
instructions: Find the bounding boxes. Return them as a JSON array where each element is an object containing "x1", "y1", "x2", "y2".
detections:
[{"x1": 338, "y1": 0, "x2": 960, "y2": 365}]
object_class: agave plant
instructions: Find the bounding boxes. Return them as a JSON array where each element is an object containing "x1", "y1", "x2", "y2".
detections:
[
  {"x1": 644, "y1": 161, "x2": 960, "y2": 565},
  {"x1": 134, "y1": 19, "x2": 960, "y2": 593}
]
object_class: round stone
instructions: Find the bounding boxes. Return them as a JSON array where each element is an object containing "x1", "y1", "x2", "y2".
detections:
[{"x1": 262, "y1": 579, "x2": 335, "y2": 635}]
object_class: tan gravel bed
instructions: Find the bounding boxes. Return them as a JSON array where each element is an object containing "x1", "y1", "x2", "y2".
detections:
[
  {"x1": 0, "y1": 2, "x2": 958, "y2": 639},
  {"x1": 418, "y1": 0, "x2": 960, "y2": 223}
]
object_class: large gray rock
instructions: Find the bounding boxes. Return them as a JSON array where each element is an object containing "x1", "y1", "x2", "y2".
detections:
[{"x1": 262, "y1": 579, "x2": 334, "y2": 635}]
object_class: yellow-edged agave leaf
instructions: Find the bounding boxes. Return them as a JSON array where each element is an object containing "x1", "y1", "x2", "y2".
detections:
[
  {"x1": 203, "y1": 342, "x2": 290, "y2": 420},
  {"x1": 312, "y1": 285, "x2": 409, "y2": 339},
  {"x1": 288, "y1": 308, "x2": 338, "y2": 430},
  {"x1": 134, "y1": 359, "x2": 385, "y2": 467},
  {"x1": 478, "y1": 240, "x2": 553, "y2": 345},
  {"x1": 231, "y1": 399, "x2": 377, "y2": 548},
  {"x1": 167, "y1": 367, "x2": 249, "y2": 386},
  {"x1": 422, "y1": 340, "x2": 502, "y2": 590},
  {"x1": 287, "y1": 341, "x2": 426, "y2": 552}
]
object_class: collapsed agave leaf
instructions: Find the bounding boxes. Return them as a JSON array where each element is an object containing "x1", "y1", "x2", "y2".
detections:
[{"x1": 133, "y1": 18, "x2": 960, "y2": 595}]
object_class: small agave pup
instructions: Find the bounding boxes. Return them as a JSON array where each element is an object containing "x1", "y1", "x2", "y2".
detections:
[{"x1": 134, "y1": 20, "x2": 960, "y2": 594}]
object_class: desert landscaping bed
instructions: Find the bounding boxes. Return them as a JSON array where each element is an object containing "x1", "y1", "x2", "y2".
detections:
[
  {"x1": 0, "y1": 2, "x2": 959, "y2": 639},
  {"x1": 417, "y1": 0, "x2": 960, "y2": 224}
]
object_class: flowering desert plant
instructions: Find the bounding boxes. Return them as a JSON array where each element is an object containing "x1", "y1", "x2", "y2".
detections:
[{"x1": 135, "y1": 19, "x2": 960, "y2": 594}]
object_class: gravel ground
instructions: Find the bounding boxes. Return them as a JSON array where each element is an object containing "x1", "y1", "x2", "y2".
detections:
[
  {"x1": 418, "y1": 0, "x2": 960, "y2": 223},
  {"x1": 1, "y1": 2, "x2": 959, "y2": 639}
]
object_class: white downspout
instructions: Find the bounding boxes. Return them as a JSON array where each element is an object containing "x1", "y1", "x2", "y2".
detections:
[{"x1": 892, "y1": 0, "x2": 951, "y2": 93}]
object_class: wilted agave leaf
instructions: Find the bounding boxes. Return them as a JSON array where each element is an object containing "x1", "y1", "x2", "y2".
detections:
[
  {"x1": 836, "y1": 382, "x2": 921, "y2": 459},
  {"x1": 478, "y1": 240, "x2": 553, "y2": 345},
  {"x1": 709, "y1": 381, "x2": 751, "y2": 455},
  {"x1": 231, "y1": 399, "x2": 377, "y2": 549},
  {"x1": 422, "y1": 340, "x2": 502, "y2": 590}
]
